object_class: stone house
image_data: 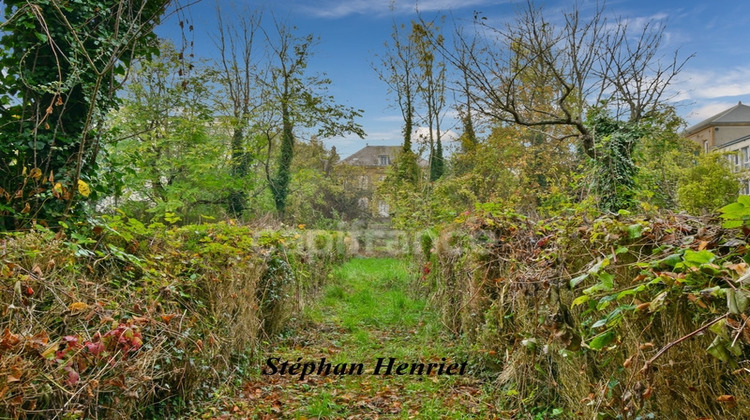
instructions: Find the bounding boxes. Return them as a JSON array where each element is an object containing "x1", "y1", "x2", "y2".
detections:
[{"x1": 338, "y1": 145, "x2": 427, "y2": 218}]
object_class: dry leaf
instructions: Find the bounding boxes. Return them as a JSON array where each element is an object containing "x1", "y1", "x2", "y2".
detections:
[
  {"x1": 69, "y1": 302, "x2": 88, "y2": 312},
  {"x1": 716, "y1": 394, "x2": 736, "y2": 404}
]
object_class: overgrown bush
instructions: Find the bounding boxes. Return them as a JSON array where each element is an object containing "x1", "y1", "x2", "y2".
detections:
[
  {"x1": 677, "y1": 152, "x2": 740, "y2": 214},
  {"x1": 425, "y1": 206, "x2": 750, "y2": 419},
  {"x1": 0, "y1": 218, "x2": 348, "y2": 418}
]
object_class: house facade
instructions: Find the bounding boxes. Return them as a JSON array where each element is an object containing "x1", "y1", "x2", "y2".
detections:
[
  {"x1": 686, "y1": 102, "x2": 750, "y2": 193},
  {"x1": 338, "y1": 145, "x2": 426, "y2": 218}
]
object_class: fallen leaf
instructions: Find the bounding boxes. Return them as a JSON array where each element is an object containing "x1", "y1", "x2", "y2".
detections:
[
  {"x1": 716, "y1": 394, "x2": 736, "y2": 404},
  {"x1": 160, "y1": 314, "x2": 177, "y2": 324},
  {"x1": 639, "y1": 342, "x2": 655, "y2": 350},
  {"x1": 69, "y1": 302, "x2": 88, "y2": 312}
]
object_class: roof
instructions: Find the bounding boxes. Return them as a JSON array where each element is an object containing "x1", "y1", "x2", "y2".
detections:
[
  {"x1": 340, "y1": 145, "x2": 428, "y2": 167},
  {"x1": 717, "y1": 133, "x2": 750, "y2": 150},
  {"x1": 686, "y1": 102, "x2": 750, "y2": 134}
]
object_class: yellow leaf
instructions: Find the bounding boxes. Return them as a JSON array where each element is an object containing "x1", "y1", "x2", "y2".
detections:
[
  {"x1": 29, "y1": 168, "x2": 42, "y2": 180},
  {"x1": 77, "y1": 180, "x2": 91, "y2": 197},
  {"x1": 69, "y1": 302, "x2": 88, "y2": 312},
  {"x1": 52, "y1": 182, "x2": 63, "y2": 199},
  {"x1": 41, "y1": 342, "x2": 58, "y2": 359}
]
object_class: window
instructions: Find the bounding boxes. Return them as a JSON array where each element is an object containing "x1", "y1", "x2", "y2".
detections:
[
  {"x1": 358, "y1": 175, "x2": 369, "y2": 189},
  {"x1": 733, "y1": 153, "x2": 741, "y2": 173},
  {"x1": 379, "y1": 155, "x2": 390, "y2": 166},
  {"x1": 743, "y1": 147, "x2": 750, "y2": 169},
  {"x1": 377, "y1": 200, "x2": 390, "y2": 217},
  {"x1": 704, "y1": 140, "x2": 709, "y2": 153}
]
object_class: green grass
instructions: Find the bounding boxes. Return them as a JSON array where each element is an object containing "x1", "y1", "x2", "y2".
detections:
[{"x1": 220, "y1": 257, "x2": 490, "y2": 418}]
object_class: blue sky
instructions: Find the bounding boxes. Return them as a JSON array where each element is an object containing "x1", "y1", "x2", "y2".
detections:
[{"x1": 157, "y1": 0, "x2": 750, "y2": 158}]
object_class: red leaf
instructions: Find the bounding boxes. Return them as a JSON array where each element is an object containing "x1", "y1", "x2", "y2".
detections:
[
  {"x1": 65, "y1": 366, "x2": 79, "y2": 386},
  {"x1": 85, "y1": 341, "x2": 104, "y2": 356}
]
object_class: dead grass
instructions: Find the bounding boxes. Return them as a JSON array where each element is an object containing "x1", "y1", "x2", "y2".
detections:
[
  {"x1": 0, "y1": 221, "x2": 347, "y2": 419},
  {"x1": 427, "y1": 211, "x2": 750, "y2": 418}
]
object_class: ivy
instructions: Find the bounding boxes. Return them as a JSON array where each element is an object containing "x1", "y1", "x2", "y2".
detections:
[{"x1": 0, "y1": 0, "x2": 170, "y2": 230}]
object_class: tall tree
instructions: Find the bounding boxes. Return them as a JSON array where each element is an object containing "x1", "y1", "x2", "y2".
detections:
[
  {"x1": 0, "y1": 0, "x2": 174, "y2": 230},
  {"x1": 433, "y1": 1, "x2": 690, "y2": 210},
  {"x1": 109, "y1": 41, "x2": 226, "y2": 222},
  {"x1": 261, "y1": 20, "x2": 364, "y2": 217},
  {"x1": 411, "y1": 20, "x2": 447, "y2": 181},
  {"x1": 214, "y1": 7, "x2": 263, "y2": 217},
  {"x1": 374, "y1": 21, "x2": 421, "y2": 185}
]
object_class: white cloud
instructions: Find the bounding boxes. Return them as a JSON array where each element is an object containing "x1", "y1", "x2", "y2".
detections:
[
  {"x1": 686, "y1": 102, "x2": 738, "y2": 123},
  {"x1": 673, "y1": 67, "x2": 750, "y2": 101},
  {"x1": 296, "y1": 0, "x2": 499, "y2": 19},
  {"x1": 412, "y1": 126, "x2": 459, "y2": 143}
]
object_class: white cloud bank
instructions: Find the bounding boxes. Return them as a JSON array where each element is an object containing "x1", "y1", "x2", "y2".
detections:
[{"x1": 673, "y1": 67, "x2": 750, "y2": 102}]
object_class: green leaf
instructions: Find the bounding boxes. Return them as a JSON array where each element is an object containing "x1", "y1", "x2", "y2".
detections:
[
  {"x1": 588, "y1": 258, "x2": 610, "y2": 275},
  {"x1": 570, "y1": 273, "x2": 588, "y2": 288},
  {"x1": 738, "y1": 195, "x2": 750, "y2": 206},
  {"x1": 707, "y1": 336, "x2": 732, "y2": 362},
  {"x1": 598, "y1": 272, "x2": 614, "y2": 289},
  {"x1": 727, "y1": 289, "x2": 750, "y2": 314},
  {"x1": 657, "y1": 253, "x2": 683, "y2": 268},
  {"x1": 596, "y1": 295, "x2": 616, "y2": 311},
  {"x1": 589, "y1": 330, "x2": 616, "y2": 350},
  {"x1": 626, "y1": 224, "x2": 643, "y2": 239},
  {"x1": 683, "y1": 249, "x2": 716, "y2": 265},
  {"x1": 722, "y1": 220, "x2": 744, "y2": 229},
  {"x1": 707, "y1": 335, "x2": 741, "y2": 364},
  {"x1": 616, "y1": 284, "x2": 646, "y2": 300},
  {"x1": 721, "y1": 202, "x2": 746, "y2": 217},
  {"x1": 571, "y1": 295, "x2": 590, "y2": 307},
  {"x1": 591, "y1": 318, "x2": 608, "y2": 329}
]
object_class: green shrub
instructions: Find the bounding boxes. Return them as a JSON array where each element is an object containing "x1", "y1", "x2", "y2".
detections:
[
  {"x1": 677, "y1": 152, "x2": 740, "y2": 214},
  {"x1": 0, "y1": 218, "x2": 347, "y2": 418},
  {"x1": 427, "y1": 209, "x2": 750, "y2": 418}
]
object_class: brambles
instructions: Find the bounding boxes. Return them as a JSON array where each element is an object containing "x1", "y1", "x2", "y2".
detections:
[
  {"x1": 425, "y1": 207, "x2": 750, "y2": 418},
  {"x1": 0, "y1": 220, "x2": 348, "y2": 418}
]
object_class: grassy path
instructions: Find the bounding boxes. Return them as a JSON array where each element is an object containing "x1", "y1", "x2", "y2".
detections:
[{"x1": 207, "y1": 258, "x2": 494, "y2": 419}]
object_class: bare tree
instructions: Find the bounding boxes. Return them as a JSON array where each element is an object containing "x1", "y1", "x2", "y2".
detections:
[
  {"x1": 373, "y1": 21, "x2": 421, "y2": 185},
  {"x1": 411, "y1": 19, "x2": 447, "y2": 181},
  {"x1": 259, "y1": 18, "x2": 364, "y2": 217},
  {"x1": 439, "y1": 1, "x2": 690, "y2": 159},
  {"x1": 375, "y1": 22, "x2": 421, "y2": 154},
  {"x1": 214, "y1": 6, "x2": 263, "y2": 216}
]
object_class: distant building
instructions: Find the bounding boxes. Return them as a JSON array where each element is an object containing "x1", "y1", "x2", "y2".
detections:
[
  {"x1": 686, "y1": 101, "x2": 750, "y2": 193},
  {"x1": 339, "y1": 145, "x2": 427, "y2": 218}
]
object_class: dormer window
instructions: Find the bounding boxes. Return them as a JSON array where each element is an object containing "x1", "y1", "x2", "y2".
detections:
[{"x1": 379, "y1": 155, "x2": 390, "y2": 166}]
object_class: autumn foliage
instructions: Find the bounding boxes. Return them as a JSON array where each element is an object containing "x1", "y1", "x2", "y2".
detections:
[
  {"x1": 423, "y1": 207, "x2": 750, "y2": 418},
  {"x1": 0, "y1": 220, "x2": 348, "y2": 418}
]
